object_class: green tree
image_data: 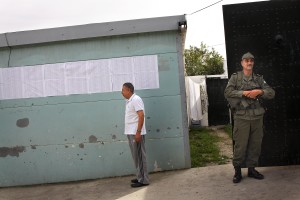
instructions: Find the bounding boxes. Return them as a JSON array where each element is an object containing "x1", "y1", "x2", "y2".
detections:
[{"x1": 184, "y1": 42, "x2": 224, "y2": 76}]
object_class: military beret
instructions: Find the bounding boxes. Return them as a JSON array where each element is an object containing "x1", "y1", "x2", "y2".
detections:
[{"x1": 242, "y1": 52, "x2": 254, "y2": 60}]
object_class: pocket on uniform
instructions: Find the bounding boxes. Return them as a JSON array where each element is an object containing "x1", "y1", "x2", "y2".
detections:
[{"x1": 254, "y1": 107, "x2": 265, "y2": 116}]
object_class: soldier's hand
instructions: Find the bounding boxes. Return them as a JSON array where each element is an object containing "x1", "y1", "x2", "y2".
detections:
[
  {"x1": 248, "y1": 89, "x2": 263, "y2": 99},
  {"x1": 243, "y1": 91, "x2": 251, "y2": 98}
]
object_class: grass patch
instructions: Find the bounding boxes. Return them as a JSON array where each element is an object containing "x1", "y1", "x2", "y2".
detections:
[
  {"x1": 189, "y1": 128, "x2": 228, "y2": 167},
  {"x1": 224, "y1": 124, "x2": 233, "y2": 139}
]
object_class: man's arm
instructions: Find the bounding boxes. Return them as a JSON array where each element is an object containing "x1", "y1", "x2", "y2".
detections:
[
  {"x1": 224, "y1": 74, "x2": 244, "y2": 99},
  {"x1": 135, "y1": 110, "x2": 144, "y2": 142},
  {"x1": 260, "y1": 78, "x2": 275, "y2": 100},
  {"x1": 243, "y1": 89, "x2": 263, "y2": 99},
  {"x1": 243, "y1": 76, "x2": 275, "y2": 99}
]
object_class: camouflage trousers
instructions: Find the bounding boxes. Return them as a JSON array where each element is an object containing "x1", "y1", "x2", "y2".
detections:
[{"x1": 232, "y1": 117, "x2": 264, "y2": 167}]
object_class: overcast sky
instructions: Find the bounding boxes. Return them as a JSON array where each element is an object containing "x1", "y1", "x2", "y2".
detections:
[{"x1": 0, "y1": 0, "x2": 267, "y2": 58}]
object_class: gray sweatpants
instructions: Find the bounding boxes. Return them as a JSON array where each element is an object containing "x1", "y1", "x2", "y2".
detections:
[{"x1": 127, "y1": 135, "x2": 149, "y2": 184}]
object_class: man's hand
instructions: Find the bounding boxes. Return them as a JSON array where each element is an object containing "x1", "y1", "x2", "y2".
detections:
[
  {"x1": 135, "y1": 132, "x2": 142, "y2": 142},
  {"x1": 243, "y1": 89, "x2": 263, "y2": 99}
]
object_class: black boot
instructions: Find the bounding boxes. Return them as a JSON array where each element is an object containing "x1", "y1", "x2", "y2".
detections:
[
  {"x1": 248, "y1": 167, "x2": 264, "y2": 180},
  {"x1": 233, "y1": 166, "x2": 242, "y2": 183}
]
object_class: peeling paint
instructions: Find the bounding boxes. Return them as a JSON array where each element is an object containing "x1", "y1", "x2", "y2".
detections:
[
  {"x1": 16, "y1": 118, "x2": 29, "y2": 128},
  {"x1": 167, "y1": 127, "x2": 171, "y2": 130},
  {"x1": 79, "y1": 143, "x2": 84, "y2": 148},
  {"x1": 112, "y1": 134, "x2": 117, "y2": 140},
  {"x1": 156, "y1": 129, "x2": 160, "y2": 132},
  {"x1": 0, "y1": 146, "x2": 26, "y2": 157},
  {"x1": 89, "y1": 135, "x2": 97, "y2": 143},
  {"x1": 147, "y1": 117, "x2": 151, "y2": 119},
  {"x1": 31, "y1": 145, "x2": 36, "y2": 149},
  {"x1": 153, "y1": 160, "x2": 162, "y2": 172}
]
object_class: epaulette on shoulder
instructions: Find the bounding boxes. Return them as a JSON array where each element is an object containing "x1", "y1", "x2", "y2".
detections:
[
  {"x1": 255, "y1": 73, "x2": 262, "y2": 77},
  {"x1": 232, "y1": 72, "x2": 237, "y2": 75}
]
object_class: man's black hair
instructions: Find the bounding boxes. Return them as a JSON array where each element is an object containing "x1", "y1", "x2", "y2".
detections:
[{"x1": 123, "y1": 82, "x2": 134, "y2": 93}]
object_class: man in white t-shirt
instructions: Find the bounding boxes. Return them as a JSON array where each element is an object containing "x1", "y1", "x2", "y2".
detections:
[{"x1": 121, "y1": 82, "x2": 149, "y2": 187}]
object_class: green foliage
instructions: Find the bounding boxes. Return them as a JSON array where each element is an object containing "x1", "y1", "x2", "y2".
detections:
[
  {"x1": 224, "y1": 124, "x2": 233, "y2": 139},
  {"x1": 184, "y1": 42, "x2": 224, "y2": 76},
  {"x1": 189, "y1": 128, "x2": 228, "y2": 167}
]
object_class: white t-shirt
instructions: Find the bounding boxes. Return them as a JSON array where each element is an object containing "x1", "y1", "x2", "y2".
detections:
[{"x1": 124, "y1": 94, "x2": 146, "y2": 135}]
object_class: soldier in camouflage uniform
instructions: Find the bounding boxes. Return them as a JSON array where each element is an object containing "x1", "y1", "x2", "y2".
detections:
[{"x1": 224, "y1": 52, "x2": 275, "y2": 183}]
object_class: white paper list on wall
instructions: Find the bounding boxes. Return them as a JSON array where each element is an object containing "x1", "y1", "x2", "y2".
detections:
[{"x1": 0, "y1": 55, "x2": 159, "y2": 100}]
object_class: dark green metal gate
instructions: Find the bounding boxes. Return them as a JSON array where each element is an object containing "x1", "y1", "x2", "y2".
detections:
[
  {"x1": 207, "y1": 78, "x2": 230, "y2": 126},
  {"x1": 223, "y1": 0, "x2": 300, "y2": 166}
]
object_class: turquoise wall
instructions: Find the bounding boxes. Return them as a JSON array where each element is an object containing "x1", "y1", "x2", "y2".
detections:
[{"x1": 0, "y1": 31, "x2": 190, "y2": 187}]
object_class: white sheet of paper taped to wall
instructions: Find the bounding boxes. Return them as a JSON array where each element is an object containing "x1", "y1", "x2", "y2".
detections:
[
  {"x1": 0, "y1": 55, "x2": 159, "y2": 100},
  {"x1": 44, "y1": 63, "x2": 66, "y2": 97}
]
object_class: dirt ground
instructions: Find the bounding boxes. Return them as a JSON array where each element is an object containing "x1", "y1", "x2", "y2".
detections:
[{"x1": 208, "y1": 125, "x2": 233, "y2": 164}]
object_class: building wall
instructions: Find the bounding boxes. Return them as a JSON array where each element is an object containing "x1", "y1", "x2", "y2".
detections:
[{"x1": 0, "y1": 30, "x2": 190, "y2": 186}]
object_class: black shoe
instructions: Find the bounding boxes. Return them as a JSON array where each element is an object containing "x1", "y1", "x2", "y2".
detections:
[
  {"x1": 233, "y1": 167, "x2": 242, "y2": 183},
  {"x1": 131, "y1": 182, "x2": 149, "y2": 188},
  {"x1": 248, "y1": 167, "x2": 264, "y2": 180},
  {"x1": 131, "y1": 179, "x2": 139, "y2": 183}
]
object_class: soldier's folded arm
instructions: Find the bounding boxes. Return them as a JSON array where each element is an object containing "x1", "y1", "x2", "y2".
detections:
[{"x1": 260, "y1": 81, "x2": 275, "y2": 100}]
